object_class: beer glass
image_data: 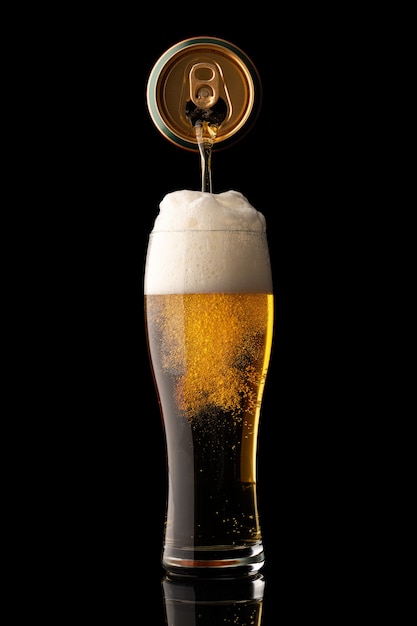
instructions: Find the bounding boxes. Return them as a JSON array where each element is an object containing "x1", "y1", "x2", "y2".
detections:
[{"x1": 144, "y1": 222, "x2": 273, "y2": 576}]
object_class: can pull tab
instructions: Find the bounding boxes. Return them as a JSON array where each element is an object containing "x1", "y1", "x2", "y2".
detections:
[{"x1": 189, "y1": 62, "x2": 220, "y2": 110}]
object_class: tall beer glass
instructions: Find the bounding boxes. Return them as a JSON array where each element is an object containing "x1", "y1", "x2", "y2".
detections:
[{"x1": 144, "y1": 190, "x2": 273, "y2": 576}]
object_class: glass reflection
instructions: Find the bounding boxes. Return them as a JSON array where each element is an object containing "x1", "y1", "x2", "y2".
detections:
[{"x1": 162, "y1": 573, "x2": 265, "y2": 625}]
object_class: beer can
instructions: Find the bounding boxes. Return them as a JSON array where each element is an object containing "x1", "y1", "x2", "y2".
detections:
[{"x1": 146, "y1": 36, "x2": 262, "y2": 152}]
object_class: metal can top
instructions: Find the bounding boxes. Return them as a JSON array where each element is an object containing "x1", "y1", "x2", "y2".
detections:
[{"x1": 146, "y1": 36, "x2": 262, "y2": 152}]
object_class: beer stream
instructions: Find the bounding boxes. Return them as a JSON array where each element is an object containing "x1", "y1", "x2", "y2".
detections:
[{"x1": 186, "y1": 96, "x2": 227, "y2": 192}]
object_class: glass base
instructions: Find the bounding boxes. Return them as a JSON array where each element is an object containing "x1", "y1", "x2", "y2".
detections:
[{"x1": 162, "y1": 543, "x2": 265, "y2": 578}]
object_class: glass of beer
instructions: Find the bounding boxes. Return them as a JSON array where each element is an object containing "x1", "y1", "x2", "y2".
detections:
[{"x1": 144, "y1": 189, "x2": 273, "y2": 577}]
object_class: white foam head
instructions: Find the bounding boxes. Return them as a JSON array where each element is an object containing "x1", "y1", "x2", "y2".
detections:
[{"x1": 144, "y1": 190, "x2": 273, "y2": 294}]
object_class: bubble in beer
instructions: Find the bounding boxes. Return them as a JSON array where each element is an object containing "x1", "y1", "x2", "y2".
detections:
[{"x1": 147, "y1": 292, "x2": 272, "y2": 420}]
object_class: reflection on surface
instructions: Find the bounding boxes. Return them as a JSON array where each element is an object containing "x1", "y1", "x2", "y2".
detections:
[{"x1": 162, "y1": 573, "x2": 265, "y2": 625}]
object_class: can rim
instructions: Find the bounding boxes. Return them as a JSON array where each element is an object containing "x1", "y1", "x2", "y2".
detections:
[{"x1": 146, "y1": 36, "x2": 262, "y2": 152}]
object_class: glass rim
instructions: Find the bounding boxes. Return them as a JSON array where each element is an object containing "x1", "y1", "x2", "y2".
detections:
[{"x1": 148, "y1": 229, "x2": 268, "y2": 234}]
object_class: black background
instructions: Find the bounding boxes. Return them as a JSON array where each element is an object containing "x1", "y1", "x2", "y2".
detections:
[{"x1": 44, "y1": 15, "x2": 376, "y2": 624}]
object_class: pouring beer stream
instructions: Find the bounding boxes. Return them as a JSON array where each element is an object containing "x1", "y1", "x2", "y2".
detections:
[{"x1": 185, "y1": 61, "x2": 227, "y2": 192}]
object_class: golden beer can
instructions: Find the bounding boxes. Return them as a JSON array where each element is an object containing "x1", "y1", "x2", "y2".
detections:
[{"x1": 146, "y1": 36, "x2": 262, "y2": 152}]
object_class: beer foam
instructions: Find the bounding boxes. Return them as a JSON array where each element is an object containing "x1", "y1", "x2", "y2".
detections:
[
  {"x1": 152, "y1": 190, "x2": 267, "y2": 232},
  {"x1": 145, "y1": 190, "x2": 273, "y2": 294}
]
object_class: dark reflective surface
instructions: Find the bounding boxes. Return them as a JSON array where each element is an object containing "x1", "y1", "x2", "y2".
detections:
[{"x1": 162, "y1": 573, "x2": 266, "y2": 626}]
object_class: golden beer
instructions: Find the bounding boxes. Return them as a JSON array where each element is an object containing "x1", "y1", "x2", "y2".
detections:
[{"x1": 144, "y1": 217, "x2": 273, "y2": 576}]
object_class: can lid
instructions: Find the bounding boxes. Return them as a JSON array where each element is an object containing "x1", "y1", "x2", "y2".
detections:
[{"x1": 146, "y1": 36, "x2": 262, "y2": 152}]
